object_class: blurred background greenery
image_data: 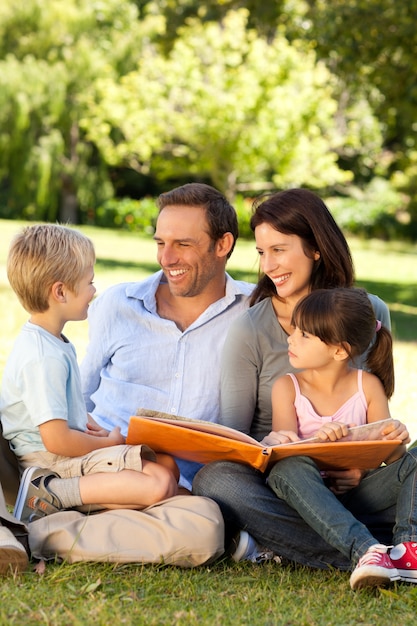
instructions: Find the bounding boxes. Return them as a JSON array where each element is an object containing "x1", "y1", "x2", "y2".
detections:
[{"x1": 1, "y1": 1, "x2": 417, "y2": 242}]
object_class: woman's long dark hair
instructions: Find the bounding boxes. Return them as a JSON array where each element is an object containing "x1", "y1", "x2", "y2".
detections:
[{"x1": 250, "y1": 189, "x2": 354, "y2": 306}]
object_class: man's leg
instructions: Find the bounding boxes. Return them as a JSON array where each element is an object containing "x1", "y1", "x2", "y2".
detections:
[{"x1": 193, "y1": 461, "x2": 395, "y2": 571}]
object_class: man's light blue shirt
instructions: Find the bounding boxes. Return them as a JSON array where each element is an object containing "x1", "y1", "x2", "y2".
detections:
[{"x1": 80, "y1": 270, "x2": 254, "y2": 437}]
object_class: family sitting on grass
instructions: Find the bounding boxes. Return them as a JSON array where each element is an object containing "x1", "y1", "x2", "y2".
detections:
[{"x1": 1, "y1": 184, "x2": 416, "y2": 591}]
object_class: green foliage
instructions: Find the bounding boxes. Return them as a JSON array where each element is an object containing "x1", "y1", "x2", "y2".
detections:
[
  {"x1": 83, "y1": 9, "x2": 354, "y2": 195},
  {"x1": 0, "y1": 0, "x2": 146, "y2": 223},
  {"x1": 327, "y1": 178, "x2": 410, "y2": 240},
  {"x1": 94, "y1": 196, "x2": 158, "y2": 232}
]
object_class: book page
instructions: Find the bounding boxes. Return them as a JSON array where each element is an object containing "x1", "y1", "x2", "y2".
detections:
[
  {"x1": 135, "y1": 408, "x2": 264, "y2": 446},
  {"x1": 281, "y1": 418, "x2": 396, "y2": 446}
]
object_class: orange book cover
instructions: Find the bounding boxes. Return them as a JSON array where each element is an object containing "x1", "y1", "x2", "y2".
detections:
[{"x1": 127, "y1": 411, "x2": 401, "y2": 472}]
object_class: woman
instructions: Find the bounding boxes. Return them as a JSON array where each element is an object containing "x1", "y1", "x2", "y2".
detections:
[{"x1": 193, "y1": 188, "x2": 395, "y2": 570}]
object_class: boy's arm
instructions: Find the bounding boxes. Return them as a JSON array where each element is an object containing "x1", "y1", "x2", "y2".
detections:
[{"x1": 39, "y1": 419, "x2": 125, "y2": 457}]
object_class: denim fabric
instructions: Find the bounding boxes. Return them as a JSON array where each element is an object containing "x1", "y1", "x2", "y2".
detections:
[
  {"x1": 193, "y1": 460, "x2": 397, "y2": 571},
  {"x1": 267, "y1": 454, "x2": 414, "y2": 562}
]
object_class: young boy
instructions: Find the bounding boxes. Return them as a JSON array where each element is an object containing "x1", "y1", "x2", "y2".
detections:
[{"x1": 0, "y1": 224, "x2": 178, "y2": 523}]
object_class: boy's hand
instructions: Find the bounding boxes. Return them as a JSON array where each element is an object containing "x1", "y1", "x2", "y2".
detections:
[
  {"x1": 107, "y1": 426, "x2": 125, "y2": 445},
  {"x1": 85, "y1": 413, "x2": 109, "y2": 438}
]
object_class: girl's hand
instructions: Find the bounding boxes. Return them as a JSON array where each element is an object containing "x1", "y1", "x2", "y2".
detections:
[
  {"x1": 381, "y1": 419, "x2": 410, "y2": 444},
  {"x1": 261, "y1": 430, "x2": 300, "y2": 446},
  {"x1": 315, "y1": 422, "x2": 349, "y2": 442}
]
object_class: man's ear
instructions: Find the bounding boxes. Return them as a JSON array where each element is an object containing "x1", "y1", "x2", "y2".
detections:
[
  {"x1": 334, "y1": 342, "x2": 350, "y2": 361},
  {"x1": 216, "y1": 232, "x2": 234, "y2": 259},
  {"x1": 51, "y1": 281, "x2": 67, "y2": 303}
]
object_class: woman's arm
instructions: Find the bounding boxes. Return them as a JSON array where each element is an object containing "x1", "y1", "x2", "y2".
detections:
[{"x1": 219, "y1": 313, "x2": 260, "y2": 433}]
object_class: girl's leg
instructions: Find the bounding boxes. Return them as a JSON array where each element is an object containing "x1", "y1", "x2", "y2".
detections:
[
  {"x1": 341, "y1": 448, "x2": 417, "y2": 544},
  {"x1": 268, "y1": 456, "x2": 378, "y2": 562}
]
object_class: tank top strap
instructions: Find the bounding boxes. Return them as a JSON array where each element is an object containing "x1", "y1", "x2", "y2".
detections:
[{"x1": 286, "y1": 372, "x2": 300, "y2": 396}]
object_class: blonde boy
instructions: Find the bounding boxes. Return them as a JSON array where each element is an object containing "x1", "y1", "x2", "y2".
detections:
[{"x1": 0, "y1": 225, "x2": 178, "y2": 523}]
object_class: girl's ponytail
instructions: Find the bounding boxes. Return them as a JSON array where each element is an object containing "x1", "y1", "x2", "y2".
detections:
[{"x1": 366, "y1": 325, "x2": 395, "y2": 399}]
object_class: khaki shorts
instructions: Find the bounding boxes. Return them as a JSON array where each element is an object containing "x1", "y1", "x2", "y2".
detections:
[{"x1": 19, "y1": 444, "x2": 156, "y2": 478}]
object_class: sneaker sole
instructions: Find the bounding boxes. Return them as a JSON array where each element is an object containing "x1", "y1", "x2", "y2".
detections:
[
  {"x1": 398, "y1": 570, "x2": 417, "y2": 583},
  {"x1": 0, "y1": 547, "x2": 28, "y2": 575},
  {"x1": 13, "y1": 467, "x2": 40, "y2": 520},
  {"x1": 350, "y1": 567, "x2": 400, "y2": 590}
]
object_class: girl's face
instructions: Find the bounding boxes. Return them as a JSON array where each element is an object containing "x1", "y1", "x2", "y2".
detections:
[
  {"x1": 287, "y1": 326, "x2": 339, "y2": 369},
  {"x1": 254, "y1": 223, "x2": 319, "y2": 302}
]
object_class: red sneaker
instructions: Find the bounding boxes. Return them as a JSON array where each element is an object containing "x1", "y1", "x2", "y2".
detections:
[
  {"x1": 350, "y1": 545, "x2": 400, "y2": 590},
  {"x1": 389, "y1": 542, "x2": 417, "y2": 583}
]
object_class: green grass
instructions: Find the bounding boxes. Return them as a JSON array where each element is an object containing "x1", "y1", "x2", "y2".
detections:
[{"x1": 1, "y1": 219, "x2": 417, "y2": 625}]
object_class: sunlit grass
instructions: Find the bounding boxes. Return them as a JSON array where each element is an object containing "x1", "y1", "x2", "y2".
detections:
[{"x1": 1, "y1": 219, "x2": 417, "y2": 623}]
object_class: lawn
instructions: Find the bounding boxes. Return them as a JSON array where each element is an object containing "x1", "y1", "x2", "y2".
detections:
[{"x1": 0, "y1": 219, "x2": 417, "y2": 625}]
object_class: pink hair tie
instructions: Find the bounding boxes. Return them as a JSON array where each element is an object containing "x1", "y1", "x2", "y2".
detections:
[{"x1": 375, "y1": 320, "x2": 382, "y2": 332}]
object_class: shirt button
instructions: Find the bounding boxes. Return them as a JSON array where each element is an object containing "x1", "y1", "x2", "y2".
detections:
[
  {"x1": 171, "y1": 408, "x2": 177, "y2": 414},
  {"x1": 175, "y1": 372, "x2": 180, "y2": 378}
]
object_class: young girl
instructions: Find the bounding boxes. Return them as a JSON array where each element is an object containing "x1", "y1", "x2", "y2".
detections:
[{"x1": 263, "y1": 287, "x2": 417, "y2": 590}]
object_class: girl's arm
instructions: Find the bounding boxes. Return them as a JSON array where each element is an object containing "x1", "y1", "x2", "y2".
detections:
[
  {"x1": 261, "y1": 376, "x2": 300, "y2": 445},
  {"x1": 363, "y1": 371, "x2": 409, "y2": 463},
  {"x1": 39, "y1": 419, "x2": 125, "y2": 457}
]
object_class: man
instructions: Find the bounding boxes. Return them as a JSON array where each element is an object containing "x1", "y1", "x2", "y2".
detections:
[
  {"x1": 80, "y1": 183, "x2": 254, "y2": 489},
  {"x1": 2, "y1": 183, "x2": 252, "y2": 568}
]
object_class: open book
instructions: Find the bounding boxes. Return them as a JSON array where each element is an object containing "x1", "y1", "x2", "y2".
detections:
[{"x1": 127, "y1": 411, "x2": 402, "y2": 472}]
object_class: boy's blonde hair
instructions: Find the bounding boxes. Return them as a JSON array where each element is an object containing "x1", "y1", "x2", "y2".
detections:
[{"x1": 7, "y1": 224, "x2": 95, "y2": 313}]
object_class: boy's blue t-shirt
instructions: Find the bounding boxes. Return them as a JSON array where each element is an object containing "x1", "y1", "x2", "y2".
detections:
[{"x1": 0, "y1": 321, "x2": 87, "y2": 457}]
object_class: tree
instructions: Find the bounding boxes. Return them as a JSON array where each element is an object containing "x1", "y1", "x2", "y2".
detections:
[
  {"x1": 0, "y1": 0, "x2": 146, "y2": 222},
  {"x1": 83, "y1": 10, "x2": 376, "y2": 198}
]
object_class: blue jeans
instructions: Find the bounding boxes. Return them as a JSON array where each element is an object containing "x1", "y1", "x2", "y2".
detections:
[
  {"x1": 267, "y1": 449, "x2": 417, "y2": 563},
  {"x1": 192, "y1": 454, "x2": 410, "y2": 570}
]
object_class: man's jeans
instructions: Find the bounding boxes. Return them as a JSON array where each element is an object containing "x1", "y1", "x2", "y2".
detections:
[{"x1": 192, "y1": 452, "x2": 417, "y2": 570}]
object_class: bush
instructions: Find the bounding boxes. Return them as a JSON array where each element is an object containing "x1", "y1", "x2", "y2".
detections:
[
  {"x1": 326, "y1": 179, "x2": 409, "y2": 240},
  {"x1": 93, "y1": 197, "x2": 158, "y2": 233}
]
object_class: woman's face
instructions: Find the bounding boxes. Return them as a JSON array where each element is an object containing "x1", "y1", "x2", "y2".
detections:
[{"x1": 254, "y1": 222, "x2": 319, "y2": 302}]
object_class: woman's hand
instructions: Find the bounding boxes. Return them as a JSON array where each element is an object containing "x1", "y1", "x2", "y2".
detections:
[
  {"x1": 261, "y1": 430, "x2": 300, "y2": 446},
  {"x1": 322, "y1": 468, "x2": 366, "y2": 495}
]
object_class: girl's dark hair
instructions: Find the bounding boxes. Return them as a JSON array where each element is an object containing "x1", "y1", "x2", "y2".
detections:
[
  {"x1": 292, "y1": 288, "x2": 394, "y2": 398},
  {"x1": 249, "y1": 188, "x2": 354, "y2": 305}
]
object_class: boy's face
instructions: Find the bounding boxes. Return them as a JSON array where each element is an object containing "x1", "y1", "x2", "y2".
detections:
[{"x1": 65, "y1": 266, "x2": 96, "y2": 321}]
